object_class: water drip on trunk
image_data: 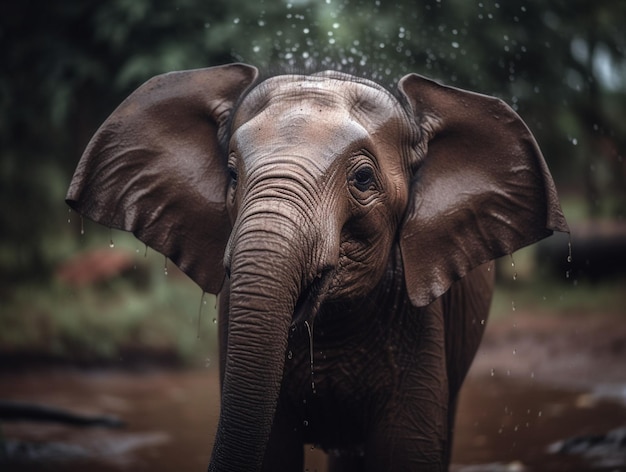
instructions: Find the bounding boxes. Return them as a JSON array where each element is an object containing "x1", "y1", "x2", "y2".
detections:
[{"x1": 304, "y1": 320, "x2": 316, "y2": 394}]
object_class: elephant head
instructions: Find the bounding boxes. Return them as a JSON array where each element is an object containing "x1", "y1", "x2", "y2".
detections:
[{"x1": 66, "y1": 63, "x2": 568, "y2": 470}]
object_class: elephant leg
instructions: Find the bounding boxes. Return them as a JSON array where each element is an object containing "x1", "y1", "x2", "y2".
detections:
[
  {"x1": 363, "y1": 429, "x2": 446, "y2": 472},
  {"x1": 327, "y1": 452, "x2": 364, "y2": 472},
  {"x1": 261, "y1": 400, "x2": 303, "y2": 472}
]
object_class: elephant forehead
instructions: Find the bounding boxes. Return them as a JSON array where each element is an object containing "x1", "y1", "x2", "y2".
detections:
[
  {"x1": 233, "y1": 73, "x2": 407, "y2": 133},
  {"x1": 232, "y1": 104, "x2": 372, "y2": 165}
]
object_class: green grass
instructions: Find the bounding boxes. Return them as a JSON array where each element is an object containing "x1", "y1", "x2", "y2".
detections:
[
  {"x1": 4, "y1": 261, "x2": 622, "y2": 367},
  {"x1": 492, "y1": 278, "x2": 626, "y2": 318},
  {"x1": 0, "y1": 236, "x2": 220, "y2": 367}
]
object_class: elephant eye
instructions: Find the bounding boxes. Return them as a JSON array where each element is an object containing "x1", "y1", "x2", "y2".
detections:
[
  {"x1": 228, "y1": 167, "x2": 238, "y2": 185},
  {"x1": 353, "y1": 166, "x2": 375, "y2": 192}
]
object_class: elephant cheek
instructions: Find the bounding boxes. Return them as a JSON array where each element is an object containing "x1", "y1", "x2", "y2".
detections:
[{"x1": 330, "y1": 237, "x2": 394, "y2": 300}]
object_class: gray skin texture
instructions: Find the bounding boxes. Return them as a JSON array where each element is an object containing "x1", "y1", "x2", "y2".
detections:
[{"x1": 66, "y1": 63, "x2": 569, "y2": 472}]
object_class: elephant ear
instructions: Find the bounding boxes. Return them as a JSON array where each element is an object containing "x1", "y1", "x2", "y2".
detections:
[
  {"x1": 66, "y1": 63, "x2": 259, "y2": 294},
  {"x1": 398, "y1": 74, "x2": 569, "y2": 307}
]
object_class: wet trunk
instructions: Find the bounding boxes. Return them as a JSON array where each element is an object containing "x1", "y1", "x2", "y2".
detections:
[{"x1": 208, "y1": 214, "x2": 307, "y2": 471}]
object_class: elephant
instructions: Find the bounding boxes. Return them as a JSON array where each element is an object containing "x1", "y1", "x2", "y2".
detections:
[{"x1": 66, "y1": 63, "x2": 569, "y2": 471}]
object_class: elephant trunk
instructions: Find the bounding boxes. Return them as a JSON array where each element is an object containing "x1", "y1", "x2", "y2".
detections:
[{"x1": 209, "y1": 207, "x2": 329, "y2": 471}]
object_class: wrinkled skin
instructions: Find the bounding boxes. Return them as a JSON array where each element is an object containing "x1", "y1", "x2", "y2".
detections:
[{"x1": 66, "y1": 63, "x2": 569, "y2": 471}]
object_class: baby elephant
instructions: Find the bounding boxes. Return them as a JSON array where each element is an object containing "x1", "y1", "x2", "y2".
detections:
[{"x1": 67, "y1": 64, "x2": 568, "y2": 471}]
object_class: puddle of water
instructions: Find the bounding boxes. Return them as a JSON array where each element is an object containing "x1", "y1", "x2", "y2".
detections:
[
  {"x1": 453, "y1": 375, "x2": 626, "y2": 471},
  {"x1": 0, "y1": 369, "x2": 219, "y2": 472},
  {"x1": 1, "y1": 369, "x2": 625, "y2": 471}
]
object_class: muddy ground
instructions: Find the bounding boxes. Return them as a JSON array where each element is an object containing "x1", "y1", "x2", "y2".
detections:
[{"x1": 1, "y1": 310, "x2": 625, "y2": 471}]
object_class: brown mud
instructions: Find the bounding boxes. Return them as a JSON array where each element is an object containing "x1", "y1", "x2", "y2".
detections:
[{"x1": 1, "y1": 311, "x2": 625, "y2": 471}]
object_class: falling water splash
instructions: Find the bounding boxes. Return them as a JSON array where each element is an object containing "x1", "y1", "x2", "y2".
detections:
[
  {"x1": 109, "y1": 229, "x2": 115, "y2": 248},
  {"x1": 565, "y1": 237, "x2": 573, "y2": 279},
  {"x1": 304, "y1": 320, "x2": 316, "y2": 394},
  {"x1": 197, "y1": 292, "x2": 206, "y2": 339},
  {"x1": 510, "y1": 254, "x2": 518, "y2": 281},
  {"x1": 68, "y1": 210, "x2": 86, "y2": 236},
  {"x1": 509, "y1": 254, "x2": 517, "y2": 313}
]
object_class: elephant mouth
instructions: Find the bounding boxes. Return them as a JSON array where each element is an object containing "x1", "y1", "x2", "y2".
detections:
[{"x1": 292, "y1": 269, "x2": 333, "y2": 326}]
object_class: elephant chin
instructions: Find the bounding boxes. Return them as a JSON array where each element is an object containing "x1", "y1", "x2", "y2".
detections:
[{"x1": 292, "y1": 269, "x2": 334, "y2": 326}]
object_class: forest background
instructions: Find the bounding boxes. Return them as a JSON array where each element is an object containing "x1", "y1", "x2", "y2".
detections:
[{"x1": 1, "y1": 0, "x2": 624, "y2": 365}]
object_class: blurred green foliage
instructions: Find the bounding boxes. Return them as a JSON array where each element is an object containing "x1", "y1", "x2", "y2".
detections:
[
  {"x1": 1, "y1": 0, "x2": 625, "y2": 282},
  {"x1": 0, "y1": 0, "x2": 624, "y2": 362}
]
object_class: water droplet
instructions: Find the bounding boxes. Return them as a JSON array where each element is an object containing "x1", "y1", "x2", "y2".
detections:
[
  {"x1": 305, "y1": 320, "x2": 316, "y2": 393},
  {"x1": 512, "y1": 348, "x2": 517, "y2": 355},
  {"x1": 511, "y1": 300, "x2": 516, "y2": 312},
  {"x1": 303, "y1": 420, "x2": 309, "y2": 427},
  {"x1": 567, "y1": 240, "x2": 572, "y2": 263},
  {"x1": 109, "y1": 240, "x2": 115, "y2": 248},
  {"x1": 490, "y1": 368, "x2": 496, "y2": 376},
  {"x1": 212, "y1": 318, "x2": 217, "y2": 324},
  {"x1": 287, "y1": 350, "x2": 293, "y2": 360},
  {"x1": 480, "y1": 319, "x2": 486, "y2": 325},
  {"x1": 67, "y1": 208, "x2": 72, "y2": 224},
  {"x1": 205, "y1": 357, "x2": 211, "y2": 368},
  {"x1": 509, "y1": 254, "x2": 518, "y2": 281},
  {"x1": 164, "y1": 258, "x2": 168, "y2": 276},
  {"x1": 538, "y1": 410, "x2": 542, "y2": 417},
  {"x1": 233, "y1": 17, "x2": 240, "y2": 24},
  {"x1": 197, "y1": 292, "x2": 206, "y2": 338}
]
